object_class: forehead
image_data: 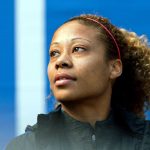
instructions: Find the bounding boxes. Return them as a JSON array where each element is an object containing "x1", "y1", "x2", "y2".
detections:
[{"x1": 51, "y1": 21, "x2": 99, "y2": 42}]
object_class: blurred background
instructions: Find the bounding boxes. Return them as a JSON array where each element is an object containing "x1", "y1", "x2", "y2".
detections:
[{"x1": 1, "y1": 0, "x2": 150, "y2": 149}]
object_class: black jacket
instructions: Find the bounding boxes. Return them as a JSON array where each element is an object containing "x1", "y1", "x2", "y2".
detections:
[{"x1": 6, "y1": 106, "x2": 150, "y2": 150}]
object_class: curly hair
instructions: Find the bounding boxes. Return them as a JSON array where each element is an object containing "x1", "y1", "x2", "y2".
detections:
[{"x1": 66, "y1": 14, "x2": 150, "y2": 116}]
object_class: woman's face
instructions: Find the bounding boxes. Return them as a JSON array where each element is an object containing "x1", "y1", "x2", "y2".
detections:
[{"x1": 48, "y1": 21, "x2": 116, "y2": 102}]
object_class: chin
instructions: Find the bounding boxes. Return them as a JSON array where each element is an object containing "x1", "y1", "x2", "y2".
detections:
[
  {"x1": 53, "y1": 89, "x2": 74, "y2": 100},
  {"x1": 54, "y1": 92, "x2": 79, "y2": 102},
  {"x1": 55, "y1": 95, "x2": 75, "y2": 102}
]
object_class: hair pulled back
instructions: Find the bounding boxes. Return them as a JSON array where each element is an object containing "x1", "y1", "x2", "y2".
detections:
[{"x1": 67, "y1": 14, "x2": 150, "y2": 116}]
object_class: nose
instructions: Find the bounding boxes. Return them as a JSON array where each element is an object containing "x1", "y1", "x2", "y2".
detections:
[{"x1": 55, "y1": 54, "x2": 73, "y2": 70}]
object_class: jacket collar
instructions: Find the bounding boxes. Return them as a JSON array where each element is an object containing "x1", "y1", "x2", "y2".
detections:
[{"x1": 37, "y1": 105, "x2": 147, "y2": 135}]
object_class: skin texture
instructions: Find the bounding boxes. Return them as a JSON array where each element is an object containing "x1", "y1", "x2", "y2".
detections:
[{"x1": 47, "y1": 21, "x2": 122, "y2": 126}]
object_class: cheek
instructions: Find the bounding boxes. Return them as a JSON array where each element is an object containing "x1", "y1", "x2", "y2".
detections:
[
  {"x1": 47, "y1": 64, "x2": 50, "y2": 79},
  {"x1": 47, "y1": 63, "x2": 54, "y2": 83},
  {"x1": 76, "y1": 58, "x2": 106, "y2": 75},
  {"x1": 76, "y1": 59, "x2": 109, "y2": 85}
]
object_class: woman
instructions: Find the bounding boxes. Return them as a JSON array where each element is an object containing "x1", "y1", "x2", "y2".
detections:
[{"x1": 6, "y1": 14, "x2": 150, "y2": 150}]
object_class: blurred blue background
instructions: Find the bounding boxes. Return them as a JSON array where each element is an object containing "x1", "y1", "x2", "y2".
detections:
[{"x1": 1, "y1": 0, "x2": 150, "y2": 149}]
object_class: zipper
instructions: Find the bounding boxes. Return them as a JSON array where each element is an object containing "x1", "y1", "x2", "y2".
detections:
[{"x1": 91, "y1": 130, "x2": 96, "y2": 149}]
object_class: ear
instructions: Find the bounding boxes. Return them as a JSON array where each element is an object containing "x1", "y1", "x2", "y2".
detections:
[{"x1": 109, "y1": 59, "x2": 122, "y2": 79}]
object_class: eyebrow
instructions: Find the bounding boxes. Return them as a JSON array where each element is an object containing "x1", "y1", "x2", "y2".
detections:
[
  {"x1": 71, "y1": 38, "x2": 92, "y2": 43},
  {"x1": 51, "y1": 37, "x2": 92, "y2": 46},
  {"x1": 50, "y1": 42, "x2": 59, "y2": 46}
]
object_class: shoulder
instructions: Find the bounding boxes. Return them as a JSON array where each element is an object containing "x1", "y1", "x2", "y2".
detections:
[
  {"x1": 5, "y1": 107, "x2": 62, "y2": 150},
  {"x1": 5, "y1": 129, "x2": 36, "y2": 150}
]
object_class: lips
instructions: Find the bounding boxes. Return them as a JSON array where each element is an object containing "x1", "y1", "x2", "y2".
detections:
[{"x1": 54, "y1": 73, "x2": 76, "y2": 86}]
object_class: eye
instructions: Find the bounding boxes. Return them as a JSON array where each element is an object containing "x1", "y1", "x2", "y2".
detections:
[
  {"x1": 49, "y1": 50, "x2": 60, "y2": 58},
  {"x1": 73, "y1": 47, "x2": 86, "y2": 53}
]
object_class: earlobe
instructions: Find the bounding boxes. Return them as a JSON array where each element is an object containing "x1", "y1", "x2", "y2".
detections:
[{"x1": 110, "y1": 59, "x2": 122, "y2": 79}]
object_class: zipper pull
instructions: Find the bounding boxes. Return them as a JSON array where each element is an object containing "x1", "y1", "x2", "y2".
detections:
[{"x1": 92, "y1": 134, "x2": 96, "y2": 142}]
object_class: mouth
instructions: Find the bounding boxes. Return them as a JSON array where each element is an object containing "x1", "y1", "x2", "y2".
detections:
[{"x1": 54, "y1": 73, "x2": 76, "y2": 86}]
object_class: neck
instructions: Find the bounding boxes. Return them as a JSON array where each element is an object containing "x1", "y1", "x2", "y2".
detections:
[{"x1": 61, "y1": 94, "x2": 111, "y2": 127}]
